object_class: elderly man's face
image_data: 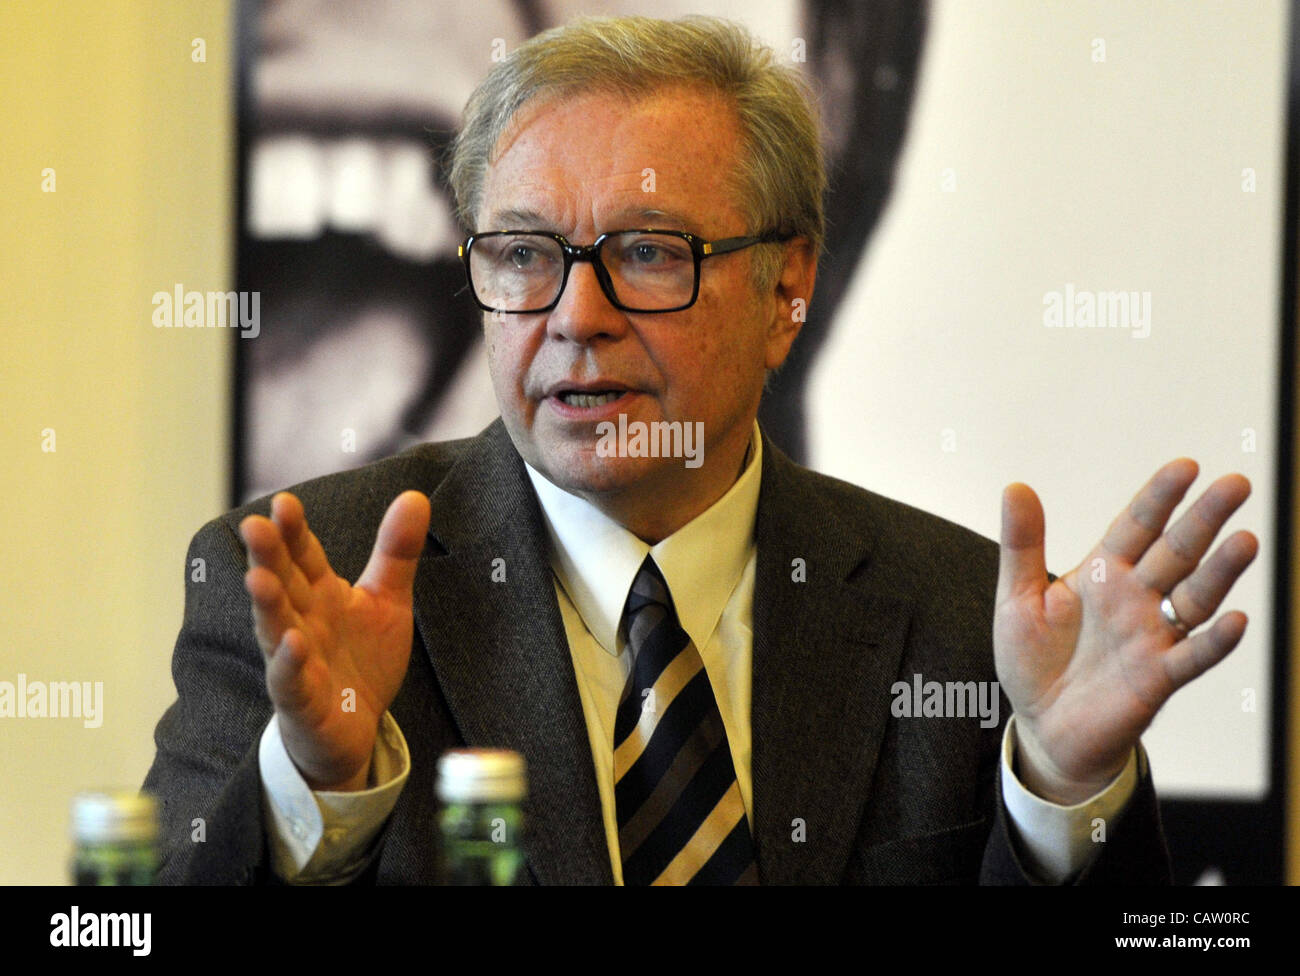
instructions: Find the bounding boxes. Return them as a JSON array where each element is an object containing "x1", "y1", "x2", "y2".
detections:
[{"x1": 477, "y1": 87, "x2": 805, "y2": 509}]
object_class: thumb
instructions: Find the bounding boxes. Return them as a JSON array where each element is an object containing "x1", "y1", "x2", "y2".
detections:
[
  {"x1": 997, "y1": 482, "x2": 1047, "y2": 603},
  {"x1": 356, "y1": 490, "x2": 432, "y2": 596}
]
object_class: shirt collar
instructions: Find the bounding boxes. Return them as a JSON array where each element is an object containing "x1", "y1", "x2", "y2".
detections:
[{"x1": 524, "y1": 422, "x2": 762, "y2": 656}]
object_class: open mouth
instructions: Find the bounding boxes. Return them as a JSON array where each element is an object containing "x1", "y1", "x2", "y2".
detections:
[{"x1": 555, "y1": 390, "x2": 627, "y2": 408}]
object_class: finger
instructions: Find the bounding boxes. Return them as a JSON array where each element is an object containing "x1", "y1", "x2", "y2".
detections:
[
  {"x1": 244, "y1": 565, "x2": 304, "y2": 655},
  {"x1": 1161, "y1": 530, "x2": 1259, "y2": 631},
  {"x1": 356, "y1": 491, "x2": 432, "y2": 597},
  {"x1": 997, "y1": 482, "x2": 1048, "y2": 602},
  {"x1": 264, "y1": 627, "x2": 319, "y2": 714},
  {"x1": 1161, "y1": 611, "x2": 1248, "y2": 691},
  {"x1": 1099, "y1": 459, "x2": 1198, "y2": 565},
  {"x1": 239, "y1": 504, "x2": 314, "y2": 614},
  {"x1": 272, "y1": 492, "x2": 332, "y2": 583},
  {"x1": 1134, "y1": 474, "x2": 1251, "y2": 593}
]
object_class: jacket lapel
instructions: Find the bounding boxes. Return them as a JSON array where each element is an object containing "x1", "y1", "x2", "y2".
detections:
[
  {"x1": 750, "y1": 430, "x2": 915, "y2": 883},
  {"x1": 410, "y1": 420, "x2": 612, "y2": 884},
  {"x1": 408, "y1": 419, "x2": 914, "y2": 886}
]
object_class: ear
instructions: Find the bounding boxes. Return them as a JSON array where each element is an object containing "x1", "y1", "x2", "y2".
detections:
[{"x1": 763, "y1": 237, "x2": 818, "y2": 370}]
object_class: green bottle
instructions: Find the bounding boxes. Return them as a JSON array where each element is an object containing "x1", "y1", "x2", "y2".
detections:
[
  {"x1": 437, "y1": 749, "x2": 526, "y2": 885},
  {"x1": 70, "y1": 790, "x2": 158, "y2": 886}
]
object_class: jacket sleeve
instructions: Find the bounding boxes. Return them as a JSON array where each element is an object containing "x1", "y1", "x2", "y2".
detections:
[
  {"x1": 980, "y1": 753, "x2": 1174, "y2": 884},
  {"x1": 141, "y1": 514, "x2": 278, "y2": 884}
]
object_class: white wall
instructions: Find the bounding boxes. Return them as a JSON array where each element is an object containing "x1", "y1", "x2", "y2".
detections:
[{"x1": 810, "y1": 0, "x2": 1288, "y2": 797}]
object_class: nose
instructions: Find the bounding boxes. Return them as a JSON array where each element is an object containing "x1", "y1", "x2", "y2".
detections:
[{"x1": 546, "y1": 257, "x2": 628, "y2": 344}]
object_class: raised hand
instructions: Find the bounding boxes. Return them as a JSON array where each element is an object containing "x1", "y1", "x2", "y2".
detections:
[
  {"x1": 994, "y1": 459, "x2": 1258, "y2": 804},
  {"x1": 239, "y1": 490, "x2": 431, "y2": 792}
]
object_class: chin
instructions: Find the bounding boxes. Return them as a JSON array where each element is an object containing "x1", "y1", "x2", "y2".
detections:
[{"x1": 534, "y1": 445, "x2": 669, "y2": 498}]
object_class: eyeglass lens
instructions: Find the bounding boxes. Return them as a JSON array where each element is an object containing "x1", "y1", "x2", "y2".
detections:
[{"x1": 468, "y1": 232, "x2": 697, "y2": 312}]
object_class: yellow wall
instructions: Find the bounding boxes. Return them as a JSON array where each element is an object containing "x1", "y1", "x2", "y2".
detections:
[{"x1": 0, "y1": 1, "x2": 231, "y2": 883}]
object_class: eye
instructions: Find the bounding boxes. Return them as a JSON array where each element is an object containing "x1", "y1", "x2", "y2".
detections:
[
  {"x1": 631, "y1": 243, "x2": 665, "y2": 264},
  {"x1": 488, "y1": 236, "x2": 559, "y2": 273},
  {"x1": 507, "y1": 243, "x2": 539, "y2": 268},
  {"x1": 620, "y1": 237, "x2": 690, "y2": 267}
]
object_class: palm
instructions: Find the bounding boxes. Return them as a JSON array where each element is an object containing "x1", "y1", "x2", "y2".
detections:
[
  {"x1": 275, "y1": 570, "x2": 417, "y2": 778},
  {"x1": 994, "y1": 460, "x2": 1256, "y2": 801},
  {"x1": 240, "y1": 490, "x2": 431, "y2": 790},
  {"x1": 996, "y1": 559, "x2": 1181, "y2": 784}
]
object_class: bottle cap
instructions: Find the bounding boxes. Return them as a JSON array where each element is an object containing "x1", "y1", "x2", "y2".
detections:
[
  {"x1": 71, "y1": 790, "x2": 158, "y2": 844},
  {"x1": 437, "y1": 749, "x2": 526, "y2": 803}
]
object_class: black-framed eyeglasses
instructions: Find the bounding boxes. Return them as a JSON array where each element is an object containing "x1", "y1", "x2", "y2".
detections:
[{"x1": 458, "y1": 228, "x2": 793, "y2": 314}]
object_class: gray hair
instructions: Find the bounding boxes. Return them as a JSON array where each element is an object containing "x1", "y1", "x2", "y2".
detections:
[{"x1": 446, "y1": 15, "x2": 826, "y2": 290}]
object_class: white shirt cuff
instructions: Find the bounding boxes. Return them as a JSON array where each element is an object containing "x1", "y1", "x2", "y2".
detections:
[
  {"x1": 999, "y1": 714, "x2": 1141, "y2": 883},
  {"x1": 258, "y1": 711, "x2": 410, "y2": 884}
]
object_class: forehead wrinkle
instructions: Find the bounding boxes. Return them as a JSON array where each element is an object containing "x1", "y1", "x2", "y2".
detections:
[
  {"x1": 481, "y1": 89, "x2": 745, "y2": 236},
  {"x1": 486, "y1": 178, "x2": 707, "y2": 236}
]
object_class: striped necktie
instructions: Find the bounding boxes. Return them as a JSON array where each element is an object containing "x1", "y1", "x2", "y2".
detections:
[{"x1": 613, "y1": 554, "x2": 758, "y2": 885}]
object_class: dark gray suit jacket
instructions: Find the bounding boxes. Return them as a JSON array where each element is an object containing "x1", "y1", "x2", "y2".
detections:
[{"x1": 143, "y1": 419, "x2": 1172, "y2": 884}]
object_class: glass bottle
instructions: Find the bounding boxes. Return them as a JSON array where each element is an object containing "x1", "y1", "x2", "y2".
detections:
[
  {"x1": 70, "y1": 790, "x2": 158, "y2": 885},
  {"x1": 436, "y1": 748, "x2": 526, "y2": 885}
]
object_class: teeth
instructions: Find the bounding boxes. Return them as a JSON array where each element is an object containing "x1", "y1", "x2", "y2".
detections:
[{"x1": 560, "y1": 391, "x2": 622, "y2": 408}]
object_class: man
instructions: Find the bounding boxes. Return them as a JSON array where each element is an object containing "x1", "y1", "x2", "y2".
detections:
[{"x1": 144, "y1": 15, "x2": 1257, "y2": 884}]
